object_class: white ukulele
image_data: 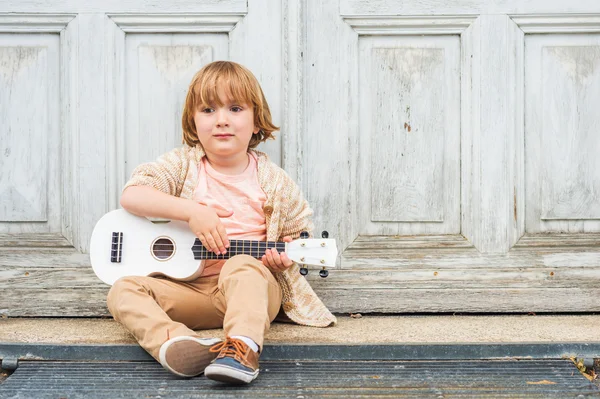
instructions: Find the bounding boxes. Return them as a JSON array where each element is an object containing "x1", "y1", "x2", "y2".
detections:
[{"x1": 90, "y1": 209, "x2": 337, "y2": 285}]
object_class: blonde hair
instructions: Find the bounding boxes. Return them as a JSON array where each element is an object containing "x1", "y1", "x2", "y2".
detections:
[{"x1": 181, "y1": 61, "x2": 279, "y2": 149}]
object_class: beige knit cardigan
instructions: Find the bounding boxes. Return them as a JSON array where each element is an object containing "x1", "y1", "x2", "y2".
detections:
[{"x1": 123, "y1": 144, "x2": 336, "y2": 327}]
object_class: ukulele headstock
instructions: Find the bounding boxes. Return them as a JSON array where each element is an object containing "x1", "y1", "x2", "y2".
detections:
[{"x1": 287, "y1": 231, "x2": 336, "y2": 278}]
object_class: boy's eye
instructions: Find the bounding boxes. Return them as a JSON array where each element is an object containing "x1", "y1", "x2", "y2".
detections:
[
  {"x1": 201, "y1": 107, "x2": 214, "y2": 113},
  {"x1": 231, "y1": 106, "x2": 243, "y2": 112}
]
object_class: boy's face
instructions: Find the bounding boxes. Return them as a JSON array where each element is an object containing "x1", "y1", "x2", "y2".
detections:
[{"x1": 193, "y1": 86, "x2": 258, "y2": 161}]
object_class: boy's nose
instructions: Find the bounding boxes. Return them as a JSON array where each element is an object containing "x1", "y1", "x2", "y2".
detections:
[{"x1": 216, "y1": 109, "x2": 229, "y2": 127}]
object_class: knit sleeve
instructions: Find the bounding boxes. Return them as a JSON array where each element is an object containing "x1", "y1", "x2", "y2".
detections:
[
  {"x1": 122, "y1": 147, "x2": 189, "y2": 197},
  {"x1": 279, "y1": 174, "x2": 315, "y2": 240}
]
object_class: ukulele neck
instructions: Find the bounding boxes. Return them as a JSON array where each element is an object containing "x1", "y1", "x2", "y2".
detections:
[{"x1": 192, "y1": 239, "x2": 286, "y2": 260}]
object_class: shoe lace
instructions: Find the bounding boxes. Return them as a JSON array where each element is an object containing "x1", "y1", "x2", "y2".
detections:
[{"x1": 209, "y1": 337, "x2": 248, "y2": 360}]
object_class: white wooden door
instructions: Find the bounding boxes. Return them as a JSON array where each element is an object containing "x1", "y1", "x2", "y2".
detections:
[
  {"x1": 2, "y1": 0, "x2": 600, "y2": 316},
  {"x1": 293, "y1": 1, "x2": 600, "y2": 313},
  {"x1": 0, "y1": 0, "x2": 283, "y2": 316}
]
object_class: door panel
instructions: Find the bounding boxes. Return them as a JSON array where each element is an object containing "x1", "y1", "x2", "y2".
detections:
[
  {"x1": 526, "y1": 33, "x2": 600, "y2": 233},
  {"x1": 0, "y1": 34, "x2": 59, "y2": 229},
  {"x1": 359, "y1": 35, "x2": 460, "y2": 233}
]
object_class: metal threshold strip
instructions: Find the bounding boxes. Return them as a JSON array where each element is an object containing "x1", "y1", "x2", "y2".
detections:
[
  {"x1": 1, "y1": 360, "x2": 598, "y2": 398},
  {"x1": 1, "y1": 343, "x2": 599, "y2": 398}
]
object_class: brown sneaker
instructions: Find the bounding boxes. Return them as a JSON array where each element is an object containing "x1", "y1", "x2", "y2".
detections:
[
  {"x1": 158, "y1": 336, "x2": 222, "y2": 378},
  {"x1": 204, "y1": 337, "x2": 260, "y2": 384}
]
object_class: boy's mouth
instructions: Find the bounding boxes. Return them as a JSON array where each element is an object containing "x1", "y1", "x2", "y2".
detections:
[{"x1": 214, "y1": 134, "x2": 233, "y2": 138}]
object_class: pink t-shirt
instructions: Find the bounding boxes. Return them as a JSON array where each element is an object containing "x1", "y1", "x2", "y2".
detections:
[{"x1": 193, "y1": 151, "x2": 267, "y2": 276}]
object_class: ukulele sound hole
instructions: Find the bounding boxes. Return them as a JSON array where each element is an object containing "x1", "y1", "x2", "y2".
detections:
[{"x1": 152, "y1": 237, "x2": 175, "y2": 261}]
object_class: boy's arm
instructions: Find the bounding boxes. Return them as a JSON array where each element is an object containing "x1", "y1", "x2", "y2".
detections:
[
  {"x1": 120, "y1": 185, "x2": 201, "y2": 222},
  {"x1": 122, "y1": 185, "x2": 231, "y2": 254},
  {"x1": 120, "y1": 147, "x2": 231, "y2": 253},
  {"x1": 120, "y1": 147, "x2": 197, "y2": 221}
]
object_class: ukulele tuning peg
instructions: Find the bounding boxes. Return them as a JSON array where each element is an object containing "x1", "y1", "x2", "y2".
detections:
[
  {"x1": 300, "y1": 231, "x2": 309, "y2": 239},
  {"x1": 319, "y1": 267, "x2": 329, "y2": 278},
  {"x1": 321, "y1": 230, "x2": 329, "y2": 239},
  {"x1": 299, "y1": 265, "x2": 309, "y2": 276}
]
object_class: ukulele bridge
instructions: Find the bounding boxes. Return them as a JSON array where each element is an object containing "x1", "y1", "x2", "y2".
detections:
[{"x1": 111, "y1": 232, "x2": 123, "y2": 263}]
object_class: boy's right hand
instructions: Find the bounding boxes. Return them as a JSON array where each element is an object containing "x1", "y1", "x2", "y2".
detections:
[{"x1": 187, "y1": 204, "x2": 232, "y2": 255}]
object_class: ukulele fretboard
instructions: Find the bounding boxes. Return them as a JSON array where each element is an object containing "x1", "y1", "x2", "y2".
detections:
[{"x1": 192, "y1": 239, "x2": 286, "y2": 260}]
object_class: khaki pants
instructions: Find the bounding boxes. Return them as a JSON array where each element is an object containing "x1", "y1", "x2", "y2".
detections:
[{"x1": 106, "y1": 254, "x2": 283, "y2": 360}]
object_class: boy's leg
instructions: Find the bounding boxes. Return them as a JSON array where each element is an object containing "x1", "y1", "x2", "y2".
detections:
[
  {"x1": 214, "y1": 254, "x2": 283, "y2": 348},
  {"x1": 205, "y1": 254, "x2": 282, "y2": 383},
  {"x1": 107, "y1": 275, "x2": 224, "y2": 376}
]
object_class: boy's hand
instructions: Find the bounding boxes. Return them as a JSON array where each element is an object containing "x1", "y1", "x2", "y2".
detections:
[
  {"x1": 262, "y1": 236, "x2": 293, "y2": 273},
  {"x1": 188, "y1": 203, "x2": 232, "y2": 255}
]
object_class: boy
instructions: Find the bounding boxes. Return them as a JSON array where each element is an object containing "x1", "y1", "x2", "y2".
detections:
[{"x1": 107, "y1": 61, "x2": 336, "y2": 384}]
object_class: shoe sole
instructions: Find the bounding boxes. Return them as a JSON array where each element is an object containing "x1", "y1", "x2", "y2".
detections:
[
  {"x1": 158, "y1": 336, "x2": 222, "y2": 378},
  {"x1": 204, "y1": 363, "x2": 259, "y2": 384}
]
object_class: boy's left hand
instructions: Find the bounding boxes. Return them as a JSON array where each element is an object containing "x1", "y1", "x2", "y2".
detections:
[{"x1": 262, "y1": 236, "x2": 293, "y2": 273}]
